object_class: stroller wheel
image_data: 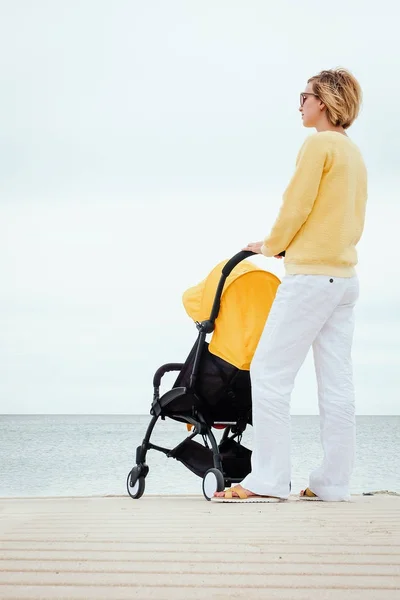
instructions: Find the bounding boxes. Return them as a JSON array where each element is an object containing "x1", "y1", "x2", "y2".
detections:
[
  {"x1": 202, "y1": 468, "x2": 225, "y2": 501},
  {"x1": 127, "y1": 468, "x2": 145, "y2": 500}
]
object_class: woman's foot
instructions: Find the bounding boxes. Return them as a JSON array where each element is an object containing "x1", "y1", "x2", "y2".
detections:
[
  {"x1": 213, "y1": 484, "x2": 255, "y2": 498},
  {"x1": 299, "y1": 487, "x2": 320, "y2": 500},
  {"x1": 300, "y1": 488, "x2": 351, "y2": 502},
  {"x1": 212, "y1": 484, "x2": 282, "y2": 503}
]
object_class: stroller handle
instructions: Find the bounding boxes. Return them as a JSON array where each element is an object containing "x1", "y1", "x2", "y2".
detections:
[
  {"x1": 221, "y1": 249, "x2": 285, "y2": 277},
  {"x1": 207, "y1": 251, "x2": 253, "y2": 323},
  {"x1": 221, "y1": 250, "x2": 255, "y2": 276},
  {"x1": 207, "y1": 248, "x2": 284, "y2": 324}
]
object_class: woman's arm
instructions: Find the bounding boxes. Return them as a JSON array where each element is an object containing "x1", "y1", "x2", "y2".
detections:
[{"x1": 261, "y1": 135, "x2": 329, "y2": 257}]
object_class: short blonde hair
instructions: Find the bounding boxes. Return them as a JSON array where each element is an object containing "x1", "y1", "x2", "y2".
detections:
[{"x1": 308, "y1": 68, "x2": 362, "y2": 129}]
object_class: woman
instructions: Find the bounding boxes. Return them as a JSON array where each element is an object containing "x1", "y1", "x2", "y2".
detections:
[{"x1": 213, "y1": 68, "x2": 367, "y2": 503}]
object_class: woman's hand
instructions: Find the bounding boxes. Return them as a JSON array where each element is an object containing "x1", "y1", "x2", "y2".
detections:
[
  {"x1": 242, "y1": 241, "x2": 264, "y2": 254},
  {"x1": 242, "y1": 241, "x2": 284, "y2": 259}
]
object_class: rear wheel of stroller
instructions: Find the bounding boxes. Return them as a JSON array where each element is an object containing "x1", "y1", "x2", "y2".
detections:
[
  {"x1": 202, "y1": 468, "x2": 225, "y2": 501},
  {"x1": 127, "y1": 468, "x2": 145, "y2": 499}
]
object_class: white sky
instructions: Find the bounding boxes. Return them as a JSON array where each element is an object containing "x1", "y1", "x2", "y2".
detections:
[{"x1": 1, "y1": 0, "x2": 399, "y2": 415}]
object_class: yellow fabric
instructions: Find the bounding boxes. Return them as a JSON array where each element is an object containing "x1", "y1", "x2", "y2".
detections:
[
  {"x1": 183, "y1": 259, "x2": 280, "y2": 370},
  {"x1": 261, "y1": 131, "x2": 368, "y2": 277}
]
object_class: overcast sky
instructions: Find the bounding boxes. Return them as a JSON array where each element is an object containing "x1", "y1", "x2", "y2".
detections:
[{"x1": 1, "y1": 0, "x2": 399, "y2": 415}]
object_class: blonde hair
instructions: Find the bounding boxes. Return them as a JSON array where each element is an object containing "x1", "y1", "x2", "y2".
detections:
[{"x1": 308, "y1": 68, "x2": 362, "y2": 129}]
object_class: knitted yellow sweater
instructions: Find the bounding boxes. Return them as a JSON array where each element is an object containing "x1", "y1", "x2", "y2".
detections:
[{"x1": 261, "y1": 131, "x2": 368, "y2": 277}]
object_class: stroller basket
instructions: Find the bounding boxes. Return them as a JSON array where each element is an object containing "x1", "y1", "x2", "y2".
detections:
[{"x1": 169, "y1": 436, "x2": 252, "y2": 479}]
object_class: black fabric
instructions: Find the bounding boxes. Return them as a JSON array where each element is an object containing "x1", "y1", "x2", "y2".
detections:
[
  {"x1": 160, "y1": 340, "x2": 253, "y2": 481},
  {"x1": 218, "y1": 437, "x2": 252, "y2": 479},
  {"x1": 168, "y1": 436, "x2": 252, "y2": 479},
  {"x1": 168, "y1": 438, "x2": 213, "y2": 478},
  {"x1": 173, "y1": 340, "x2": 198, "y2": 389},
  {"x1": 167, "y1": 341, "x2": 252, "y2": 425}
]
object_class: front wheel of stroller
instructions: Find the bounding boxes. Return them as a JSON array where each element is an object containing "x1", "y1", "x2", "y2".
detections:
[
  {"x1": 202, "y1": 468, "x2": 225, "y2": 501},
  {"x1": 127, "y1": 468, "x2": 145, "y2": 499}
]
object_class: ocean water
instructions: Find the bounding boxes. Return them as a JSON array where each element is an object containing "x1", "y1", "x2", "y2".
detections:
[{"x1": 0, "y1": 415, "x2": 399, "y2": 498}]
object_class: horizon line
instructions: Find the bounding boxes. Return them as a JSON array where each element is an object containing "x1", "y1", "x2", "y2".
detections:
[{"x1": 1, "y1": 413, "x2": 399, "y2": 417}]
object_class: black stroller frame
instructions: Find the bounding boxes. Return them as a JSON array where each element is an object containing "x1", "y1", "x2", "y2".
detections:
[{"x1": 127, "y1": 250, "x2": 263, "y2": 501}]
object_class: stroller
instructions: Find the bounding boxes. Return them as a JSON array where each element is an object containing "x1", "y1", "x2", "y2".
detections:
[{"x1": 127, "y1": 250, "x2": 281, "y2": 500}]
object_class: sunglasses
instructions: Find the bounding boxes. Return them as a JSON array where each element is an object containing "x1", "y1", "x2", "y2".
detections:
[{"x1": 300, "y1": 92, "x2": 318, "y2": 107}]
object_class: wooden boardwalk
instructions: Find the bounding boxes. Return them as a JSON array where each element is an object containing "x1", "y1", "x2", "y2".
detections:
[{"x1": 0, "y1": 494, "x2": 399, "y2": 599}]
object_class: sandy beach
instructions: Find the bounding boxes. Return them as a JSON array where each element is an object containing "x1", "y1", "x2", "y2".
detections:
[{"x1": 0, "y1": 493, "x2": 399, "y2": 599}]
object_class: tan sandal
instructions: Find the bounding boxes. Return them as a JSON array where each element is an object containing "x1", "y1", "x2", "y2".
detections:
[
  {"x1": 299, "y1": 487, "x2": 321, "y2": 501},
  {"x1": 211, "y1": 485, "x2": 281, "y2": 503}
]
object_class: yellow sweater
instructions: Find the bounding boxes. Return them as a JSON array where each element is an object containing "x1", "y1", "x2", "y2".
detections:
[{"x1": 261, "y1": 131, "x2": 368, "y2": 277}]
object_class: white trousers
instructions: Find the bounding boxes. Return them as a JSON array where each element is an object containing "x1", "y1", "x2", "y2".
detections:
[{"x1": 241, "y1": 274, "x2": 359, "y2": 501}]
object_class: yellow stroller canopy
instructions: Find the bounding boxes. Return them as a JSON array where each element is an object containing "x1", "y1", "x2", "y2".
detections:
[{"x1": 183, "y1": 259, "x2": 280, "y2": 370}]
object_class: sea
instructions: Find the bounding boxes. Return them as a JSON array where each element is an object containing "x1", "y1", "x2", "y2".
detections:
[{"x1": 0, "y1": 415, "x2": 399, "y2": 498}]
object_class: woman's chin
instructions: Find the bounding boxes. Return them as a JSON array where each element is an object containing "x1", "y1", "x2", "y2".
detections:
[{"x1": 302, "y1": 118, "x2": 314, "y2": 129}]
